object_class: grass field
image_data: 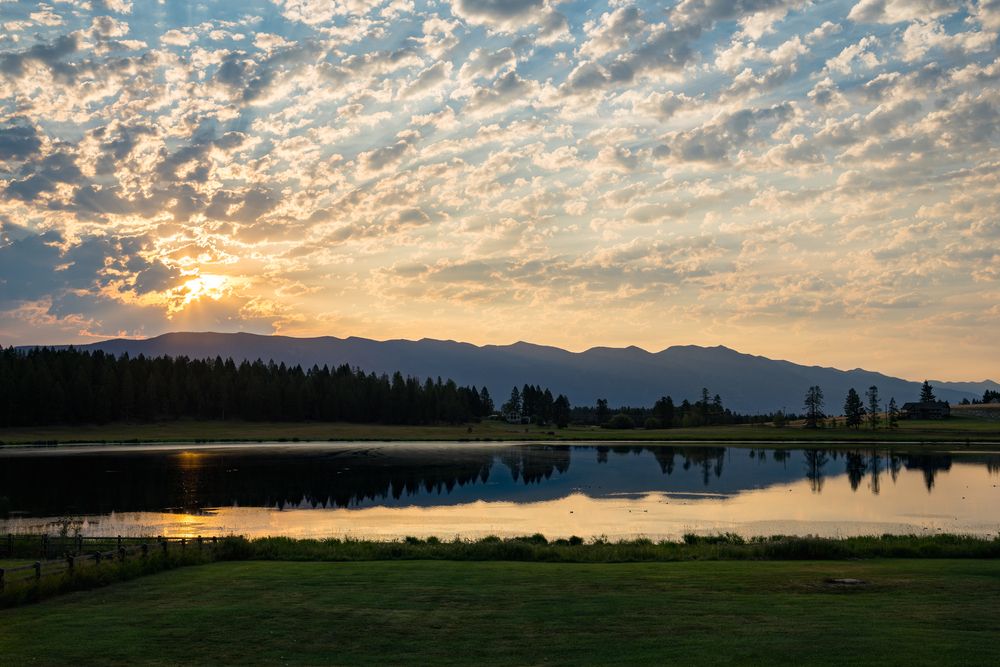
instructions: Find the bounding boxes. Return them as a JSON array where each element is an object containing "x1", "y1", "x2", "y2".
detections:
[
  {"x1": 1, "y1": 414, "x2": 998, "y2": 446},
  {"x1": 2, "y1": 559, "x2": 999, "y2": 665}
]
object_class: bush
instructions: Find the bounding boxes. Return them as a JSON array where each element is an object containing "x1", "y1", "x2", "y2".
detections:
[
  {"x1": 644, "y1": 418, "x2": 663, "y2": 430},
  {"x1": 603, "y1": 413, "x2": 635, "y2": 430}
]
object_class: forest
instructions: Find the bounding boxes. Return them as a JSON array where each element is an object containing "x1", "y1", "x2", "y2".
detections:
[{"x1": 0, "y1": 347, "x2": 544, "y2": 427}]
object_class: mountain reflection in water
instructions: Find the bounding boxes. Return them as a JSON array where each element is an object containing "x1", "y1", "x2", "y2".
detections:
[{"x1": 1, "y1": 443, "x2": 997, "y2": 539}]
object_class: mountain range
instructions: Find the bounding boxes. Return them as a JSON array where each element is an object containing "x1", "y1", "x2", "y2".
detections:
[{"x1": 29, "y1": 331, "x2": 998, "y2": 414}]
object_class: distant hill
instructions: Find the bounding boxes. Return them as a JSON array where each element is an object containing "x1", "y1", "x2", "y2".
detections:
[{"x1": 26, "y1": 332, "x2": 991, "y2": 413}]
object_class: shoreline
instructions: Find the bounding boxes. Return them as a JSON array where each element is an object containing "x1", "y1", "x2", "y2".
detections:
[
  {"x1": 2, "y1": 438, "x2": 1000, "y2": 454},
  {"x1": 2, "y1": 417, "x2": 998, "y2": 451}
]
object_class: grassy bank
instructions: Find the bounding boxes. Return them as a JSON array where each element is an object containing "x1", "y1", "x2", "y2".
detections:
[
  {"x1": 1, "y1": 415, "x2": 998, "y2": 446},
  {"x1": 3, "y1": 559, "x2": 999, "y2": 665},
  {"x1": 229, "y1": 534, "x2": 1000, "y2": 562}
]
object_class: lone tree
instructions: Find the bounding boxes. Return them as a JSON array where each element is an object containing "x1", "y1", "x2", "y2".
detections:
[
  {"x1": 886, "y1": 397, "x2": 900, "y2": 429},
  {"x1": 844, "y1": 388, "x2": 864, "y2": 429},
  {"x1": 803, "y1": 385, "x2": 825, "y2": 428},
  {"x1": 866, "y1": 385, "x2": 881, "y2": 430},
  {"x1": 920, "y1": 380, "x2": 936, "y2": 403}
]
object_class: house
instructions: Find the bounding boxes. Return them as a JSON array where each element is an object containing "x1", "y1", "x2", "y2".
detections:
[{"x1": 901, "y1": 401, "x2": 951, "y2": 420}]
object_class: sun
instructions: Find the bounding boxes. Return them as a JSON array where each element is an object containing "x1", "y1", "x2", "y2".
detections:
[{"x1": 180, "y1": 274, "x2": 229, "y2": 306}]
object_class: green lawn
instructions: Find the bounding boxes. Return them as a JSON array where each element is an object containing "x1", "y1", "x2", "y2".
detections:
[
  {"x1": 1, "y1": 415, "x2": 998, "y2": 446},
  {"x1": 2, "y1": 560, "x2": 999, "y2": 665}
]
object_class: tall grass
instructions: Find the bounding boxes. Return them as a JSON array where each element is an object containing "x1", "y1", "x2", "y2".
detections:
[{"x1": 224, "y1": 533, "x2": 1000, "y2": 563}]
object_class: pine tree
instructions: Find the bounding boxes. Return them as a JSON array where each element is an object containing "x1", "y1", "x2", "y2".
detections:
[
  {"x1": 552, "y1": 394, "x2": 571, "y2": 428},
  {"x1": 844, "y1": 388, "x2": 864, "y2": 429},
  {"x1": 886, "y1": 397, "x2": 899, "y2": 429},
  {"x1": 503, "y1": 386, "x2": 522, "y2": 420},
  {"x1": 479, "y1": 386, "x2": 494, "y2": 414},
  {"x1": 595, "y1": 398, "x2": 610, "y2": 425},
  {"x1": 803, "y1": 385, "x2": 825, "y2": 428},
  {"x1": 866, "y1": 385, "x2": 881, "y2": 430},
  {"x1": 653, "y1": 396, "x2": 675, "y2": 428},
  {"x1": 920, "y1": 380, "x2": 935, "y2": 403}
]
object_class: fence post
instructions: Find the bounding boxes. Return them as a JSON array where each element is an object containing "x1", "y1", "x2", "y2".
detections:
[
  {"x1": 41, "y1": 535, "x2": 48, "y2": 560},
  {"x1": 161, "y1": 540, "x2": 168, "y2": 556},
  {"x1": 117, "y1": 535, "x2": 123, "y2": 551},
  {"x1": 197, "y1": 536, "x2": 203, "y2": 551},
  {"x1": 181, "y1": 538, "x2": 186, "y2": 552},
  {"x1": 95, "y1": 551, "x2": 102, "y2": 565},
  {"x1": 0, "y1": 568, "x2": 5, "y2": 593},
  {"x1": 34, "y1": 561, "x2": 41, "y2": 582},
  {"x1": 67, "y1": 554, "x2": 74, "y2": 575},
  {"x1": 6, "y1": 533, "x2": 12, "y2": 558},
  {"x1": 77, "y1": 534, "x2": 83, "y2": 554},
  {"x1": 142, "y1": 543, "x2": 149, "y2": 558}
]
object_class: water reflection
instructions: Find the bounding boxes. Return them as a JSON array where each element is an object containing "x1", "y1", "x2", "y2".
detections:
[{"x1": 1, "y1": 443, "x2": 998, "y2": 539}]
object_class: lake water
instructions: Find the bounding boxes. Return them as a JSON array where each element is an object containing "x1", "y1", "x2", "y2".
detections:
[{"x1": 1, "y1": 442, "x2": 998, "y2": 540}]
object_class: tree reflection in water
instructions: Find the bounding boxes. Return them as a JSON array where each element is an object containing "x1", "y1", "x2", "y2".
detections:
[
  {"x1": 1, "y1": 445, "x2": 998, "y2": 519},
  {"x1": 803, "y1": 450, "x2": 829, "y2": 493}
]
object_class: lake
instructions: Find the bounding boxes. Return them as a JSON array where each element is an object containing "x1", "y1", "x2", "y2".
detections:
[{"x1": 1, "y1": 442, "x2": 998, "y2": 540}]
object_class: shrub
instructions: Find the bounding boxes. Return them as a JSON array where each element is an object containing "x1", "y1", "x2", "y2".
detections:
[{"x1": 603, "y1": 414, "x2": 635, "y2": 430}]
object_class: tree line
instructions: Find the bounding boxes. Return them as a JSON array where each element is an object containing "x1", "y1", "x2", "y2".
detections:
[
  {"x1": 569, "y1": 389, "x2": 788, "y2": 429},
  {"x1": 800, "y1": 380, "x2": 947, "y2": 430},
  {"x1": 500, "y1": 385, "x2": 572, "y2": 427},
  {"x1": 0, "y1": 347, "x2": 557, "y2": 427},
  {"x1": 959, "y1": 389, "x2": 1000, "y2": 405}
]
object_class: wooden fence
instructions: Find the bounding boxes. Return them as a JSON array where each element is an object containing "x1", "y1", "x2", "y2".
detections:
[{"x1": 0, "y1": 534, "x2": 220, "y2": 594}]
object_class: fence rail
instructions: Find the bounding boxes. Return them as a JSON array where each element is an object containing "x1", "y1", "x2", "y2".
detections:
[{"x1": 0, "y1": 534, "x2": 221, "y2": 594}]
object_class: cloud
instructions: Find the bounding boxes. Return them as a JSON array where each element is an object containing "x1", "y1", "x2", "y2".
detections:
[
  {"x1": 400, "y1": 61, "x2": 453, "y2": 98},
  {"x1": 449, "y1": 0, "x2": 547, "y2": 30},
  {"x1": 0, "y1": 121, "x2": 41, "y2": 161},
  {"x1": 0, "y1": 0, "x2": 998, "y2": 379},
  {"x1": 463, "y1": 70, "x2": 540, "y2": 115},
  {"x1": 356, "y1": 130, "x2": 421, "y2": 177},
  {"x1": 660, "y1": 103, "x2": 794, "y2": 163},
  {"x1": 0, "y1": 34, "x2": 78, "y2": 80},
  {"x1": 848, "y1": 0, "x2": 960, "y2": 24}
]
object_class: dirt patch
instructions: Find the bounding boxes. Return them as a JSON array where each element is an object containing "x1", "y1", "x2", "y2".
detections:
[{"x1": 824, "y1": 578, "x2": 868, "y2": 587}]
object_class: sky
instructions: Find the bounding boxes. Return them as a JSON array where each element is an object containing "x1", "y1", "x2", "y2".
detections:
[{"x1": 0, "y1": 0, "x2": 998, "y2": 381}]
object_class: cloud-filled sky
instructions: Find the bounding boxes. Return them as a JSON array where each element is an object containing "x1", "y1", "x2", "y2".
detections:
[{"x1": 1, "y1": 0, "x2": 999, "y2": 380}]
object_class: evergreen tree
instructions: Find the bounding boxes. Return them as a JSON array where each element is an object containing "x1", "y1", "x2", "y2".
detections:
[
  {"x1": 803, "y1": 385, "x2": 825, "y2": 428},
  {"x1": 866, "y1": 385, "x2": 880, "y2": 430},
  {"x1": 595, "y1": 398, "x2": 610, "y2": 425},
  {"x1": 552, "y1": 394, "x2": 571, "y2": 428},
  {"x1": 920, "y1": 380, "x2": 935, "y2": 403},
  {"x1": 844, "y1": 388, "x2": 864, "y2": 430},
  {"x1": 479, "y1": 387, "x2": 494, "y2": 414},
  {"x1": 653, "y1": 396, "x2": 675, "y2": 428},
  {"x1": 886, "y1": 397, "x2": 899, "y2": 429},
  {"x1": 503, "y1": 386, "x2": 522, "y2": 419}
]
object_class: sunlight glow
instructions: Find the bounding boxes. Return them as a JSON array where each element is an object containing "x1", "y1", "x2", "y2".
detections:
[{"x1": 180, "y1": 274, "x2": 229, "y2": 306}]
